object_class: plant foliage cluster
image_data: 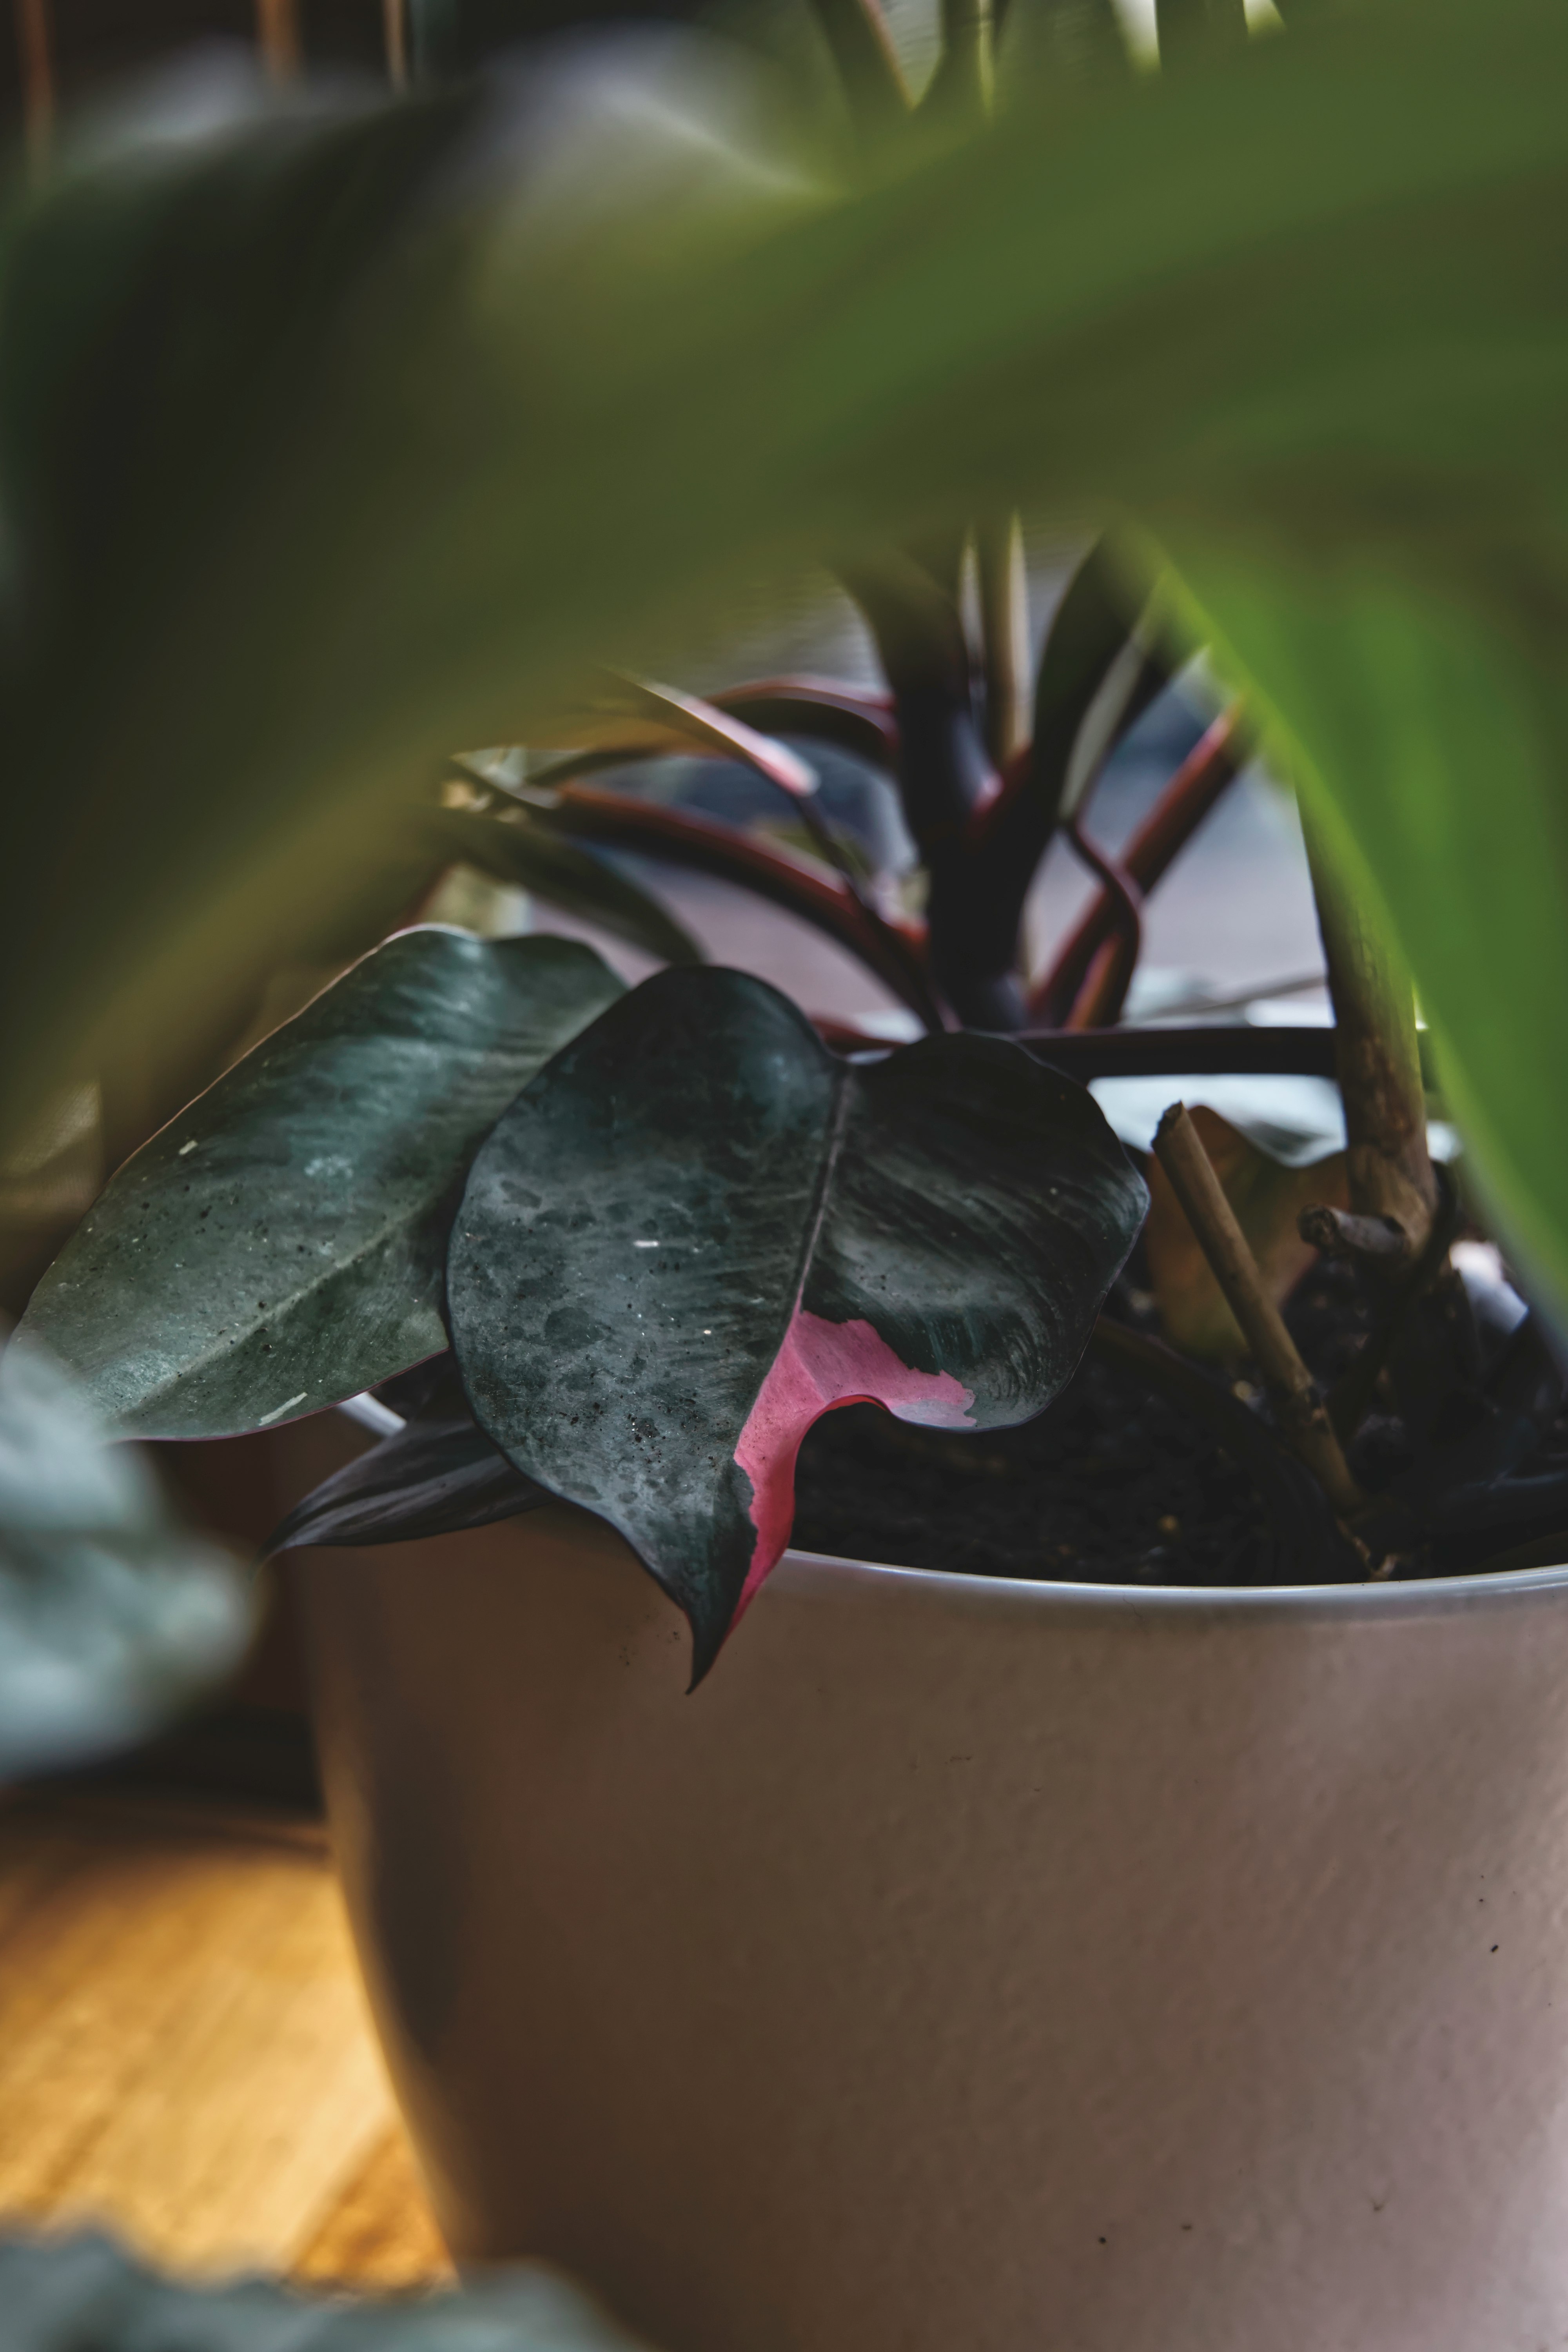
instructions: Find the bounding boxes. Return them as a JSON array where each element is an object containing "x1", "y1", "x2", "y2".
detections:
[
  {"x1": 2, "y1": 0, "x2": 1567, "y2": 2331},
  {"x1": 5, "y1": 0, "x2": 1568, "y2": 1705}
]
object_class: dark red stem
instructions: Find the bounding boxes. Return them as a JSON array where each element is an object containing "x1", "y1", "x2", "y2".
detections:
[
  {"x1": 1061, "y1": 818, "x2": 1143, "y2": 1030},
  {"x1": 1030, "y1": 705, "x2": 1244, "y2": 1025},
  {"x1": 547, "y1": 784, "x2": 940, "y2": 1027}
]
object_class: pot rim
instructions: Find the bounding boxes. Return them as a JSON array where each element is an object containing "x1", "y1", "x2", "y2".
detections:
[{"x1": 770, "y1": 1543, "x2": 1568, "y2": 1622}]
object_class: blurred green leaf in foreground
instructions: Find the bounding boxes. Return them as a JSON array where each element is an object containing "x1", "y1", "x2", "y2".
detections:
[
  {"x1": 2, "y1": 0, "x2": 1567, "y2": 1308},
  {"x1": 0, "y1": 2230, "x2": 660, "y2": 2349},
  {"x1": 0, "y1": 1335, "x2": 251, "y2": 1778}
]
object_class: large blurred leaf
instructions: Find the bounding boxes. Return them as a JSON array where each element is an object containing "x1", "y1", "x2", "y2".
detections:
[
  {"x1": 0, "y1": 1340, "x2": 250, "y2": 1779},
  {"x1": 448, "y1": 967, "x2": 1146, "y2": 1673},
  {"x1": 0, "y1": 2230, "x2": 662, "y2": 2349},
  {"x1": 19, "y1": 930, "x2": 622, "y2": 1436},
  {"x1": 5, "y1": 0, "x2": 1568, "y2": 1315},
  {"x1": 0, "y1": 89, "x2": 485, "y2": 1139}
]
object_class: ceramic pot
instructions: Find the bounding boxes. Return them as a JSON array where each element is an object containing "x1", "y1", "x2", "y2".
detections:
[{"x1": 296, "y1": 1503, "x2": 1568, "y2": 2352}]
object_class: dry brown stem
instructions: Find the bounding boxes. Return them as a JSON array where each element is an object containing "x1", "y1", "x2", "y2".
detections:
[
  {"x1": 1302, "y1": 820, "x2": 1437, "y2": 1250},
  {"x1": 1154, "y1": 1103, "x2": 1367, "y2": 1522}
]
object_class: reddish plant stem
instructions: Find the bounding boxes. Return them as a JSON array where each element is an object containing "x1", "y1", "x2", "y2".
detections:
[
  {"x1": 1030, "y1": 704, "x2": 1244, "y2": 1025},
  {"x1": 550, "y1": 784, "x2": 940, "y2": 1027},
  {"x1": 1066, "y1": 932, "x2": 1136, "y2": 1032},
  {"x1": 16, "y1": 0, "x2": 53, "y2": 161},
  {"x1": 1060, "y1": 819, "x2": 1143, "y2": 1031}
]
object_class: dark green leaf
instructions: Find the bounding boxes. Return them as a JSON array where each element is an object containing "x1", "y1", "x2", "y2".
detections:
[
  {"x1": 1026, "y1": 540, "x2": 1159, "y2": 833},
  {"x1": 951, "y1": 536, "x2": 1163, "y2": 1004},
  {"x1": 709, "y1": 683, "x2": 897, "y2": 772},
  {"x1": 19, "y1": 930, "x2": 622, "y2": 1438},
  {"x1": 0, "y1": 1340, "x2": 252, "y2": 1779},
  {"x1": 448, "y1": 967, "x2": 1146, "y2": 1674},
  {"x1": 427, "y1": 807, "x2": 702, "y2": 966},
  {"x1": 265, "y1": 1362, "x2": 547, "y2": 1554},
  {"x1": 532, "y1": 675, "x2": 819, "y2": 797}
]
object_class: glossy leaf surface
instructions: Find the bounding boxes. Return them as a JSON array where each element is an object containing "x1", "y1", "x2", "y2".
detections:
[
  {"x1": 20, "y1": 931, "x2": 622, "y2": 1438},
  {"x1": 267, "y1": 1364, "x2": 546, "y2": 1555},
  {"x1": 0, "y1": 1341, "x2": 251, "y2": 1780},
  {"x1": 449, "y1": 968, "x2": 1146, "y2": 1672}
]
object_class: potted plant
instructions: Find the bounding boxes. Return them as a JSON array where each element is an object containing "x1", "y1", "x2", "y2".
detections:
[{"x1": 9, "y1": 0, "x2": 1568, "y2": 2345}]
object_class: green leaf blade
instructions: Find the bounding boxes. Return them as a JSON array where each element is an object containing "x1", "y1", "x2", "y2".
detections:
[
  {"x1": 20, "y1": 928, "x2": 623, "y2": 1437},
  {"x1": 430, "y1": 807, "x2": 703, "y2": 967},
  {"x1": 448, "y1": 967, "x2": 1145, "y2": 1673}
]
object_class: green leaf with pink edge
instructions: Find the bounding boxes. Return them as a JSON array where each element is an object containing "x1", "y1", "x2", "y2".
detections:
[{"x1": 446, "y1": 967, "x2": 1147, "y2": 1677}]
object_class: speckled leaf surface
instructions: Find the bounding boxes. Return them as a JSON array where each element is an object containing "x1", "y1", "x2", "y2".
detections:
[
  {"x1": 20, "y1": 930, "x2": 622, "y2": 1438},
  {"x1": 448, "y1": 968, "x2": 1147, "y2": 1674}
]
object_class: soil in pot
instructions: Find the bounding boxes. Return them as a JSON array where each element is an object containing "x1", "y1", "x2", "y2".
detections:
[
  {"x1": 792, "y1": 1252, "x2": 1568, "y2": 1590},
  {"x1": 791, "y1": 1319, "x2": 1283, "y2": 1587}
]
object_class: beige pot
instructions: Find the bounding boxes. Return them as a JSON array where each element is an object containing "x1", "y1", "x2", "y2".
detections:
[{"x1": 296, "y1": 1503, "x2": 1568, "y2": 2352}]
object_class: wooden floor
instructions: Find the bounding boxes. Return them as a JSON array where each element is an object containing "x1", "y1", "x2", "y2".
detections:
[{"x1": 0, "y1": 1787, "x2": 453, "y2": 2289}]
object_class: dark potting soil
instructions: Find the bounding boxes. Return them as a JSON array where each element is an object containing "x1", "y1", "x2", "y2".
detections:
[
  {"x1": 791, "y1": 1345, "x2": 1280, "y2": 1587},
  {"x1": 791, "y1": 1258, "x2": 1377, "y2": 1590}
]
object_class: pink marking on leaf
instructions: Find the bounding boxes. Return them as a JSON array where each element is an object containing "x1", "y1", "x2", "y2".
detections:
[{"x1": 731, "y1": 1308, "x2": 975, "y2": 1619}]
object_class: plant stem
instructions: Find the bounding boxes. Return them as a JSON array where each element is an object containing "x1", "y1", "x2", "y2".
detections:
[
  {"x1": 977, "y1": 514, "x2": 1029, "y2": 768},
  {"x1": 1303, "y1": 817, "x2": 1438, "y2": 1250},
  {"x1": 1154, "y1": 1102, "x2": 1368, "y2": 1521},
  {"x1": 1061, "y1": 820, "x2": 1142, "y2": 1029},
  {"x1": 550, "y1": 783, "x2": 942, "y2": 1025},
  {"x1": 1031, "y1": 705, "x2": 1242, "y2": 1024},
  {"x1": 383, "y1": 0, "x2": 408, "y2": 88},
  {"x1": 16, "y1": 0, "x2": 54, "y2": 170},
  {"x1": 843, "y1": 553, "x2": 1014, "y2": 1024},
  {"x1": 1301, "y1": 815, "x2": 1489, "y2": 1441}
]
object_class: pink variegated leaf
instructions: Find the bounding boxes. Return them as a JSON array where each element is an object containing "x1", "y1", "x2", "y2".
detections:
[{"x1": 447, "y1": 968, "x2": 1146, "y2": 1678}]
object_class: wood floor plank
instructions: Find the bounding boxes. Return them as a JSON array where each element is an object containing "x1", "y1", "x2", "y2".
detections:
[
  {"x1": 0, "y1": 1841, "x2": 276, "y2": 2214},
  {"x1": 293, "y1": 2123, "x2": 454, "y2": 2288},
  {"x1": 0, "y1": 1793, "x2": 448, "y2": 2285}
]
